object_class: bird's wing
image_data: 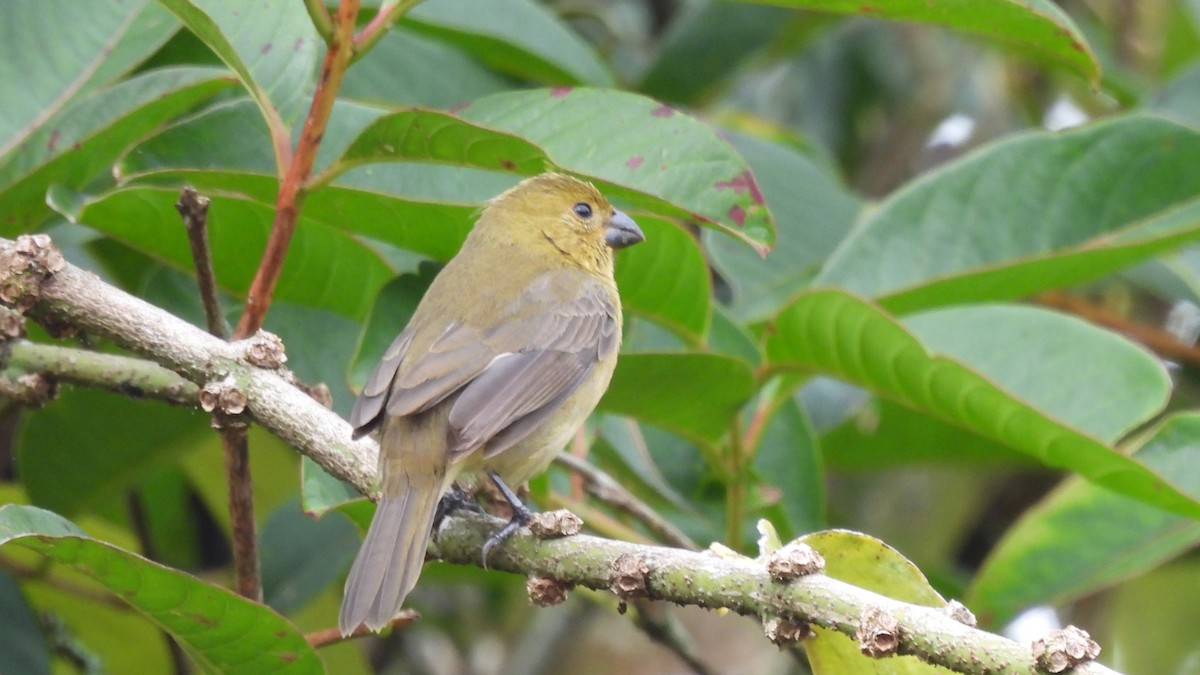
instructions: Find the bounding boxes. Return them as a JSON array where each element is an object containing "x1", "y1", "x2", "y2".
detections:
[
  {"x1": 446, "y1": 276, "x2": 618, "y2": 459},
  {"x1": 349, "y1": 271, "x2": 618, "y2": 452}
]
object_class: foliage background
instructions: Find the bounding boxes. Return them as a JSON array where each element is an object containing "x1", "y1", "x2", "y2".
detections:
[{"x1": 3, "y1": 0, "x2": 1200, "y2": 673}]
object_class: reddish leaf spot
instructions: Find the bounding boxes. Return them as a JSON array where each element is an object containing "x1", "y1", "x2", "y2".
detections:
[
  {"x1": 859, "y1": 4, "x2": 879, "y2": 13},
  {"x1": 261, "y1": 43, "x2": 273, "y2": 55},
  {"x1": 551, "y1": 87, "x2": 573, "y2": 98},
  {"x1": 500, "y1": 159, "x2": 515, "y2": 170},
  {"x1": 728, "y1": 204, "x2": 746, "y2": 227},
  {"x1": 47, "y1": 130, "x2": 59, "y2": 152},
  {"x1": 293, "y1": 37, "x2": 305, "y2": 51},
  {"x1": 714, "y1": 170, "x2": 765, "y2": 205},
  {"x1": 659, "y1": 164, "x2": 669, "y2": 171},
  {"x1": 626, "y1": 156, "x2": 644, "y2": 169},
  {"x1": 275, "y1": 630, "x2": 289, "y2": 638},
  {"x1": 447, "y1": 101, "x2": 471, "y2": 114},
  {"x1": 278, "y1": 653, "x2": 298, "y2": 663},
  {"x1": 72, "y1": 142, "x2": 81, "y2": 151},
  {"x1": 651, "y1": 105, "x2": 674, "y2": 117}
]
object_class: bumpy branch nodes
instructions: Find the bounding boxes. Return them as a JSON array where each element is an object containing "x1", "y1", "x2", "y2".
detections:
[
  {"x1": 610, "y1": 552, "x2": 652, "y2": 599},
  {"x1": 199, "y1": 375, "x2": 248, "y2": 415},
  {"x1": 1032, "y1": 626, "x2": 1101, "y2": 673},
  {"x1": 0, "y1": 306, "x2": 25, "y2": 338},
  {"x1": 0, "y1": 235, "x2": 65, "y2": 310},
  {"x1": 528, "y1": 509, "x2": 583, "y2": 538},
  {"x1": 857, "y1": 606, "x2": 900, "y2": 658},
  {"x1": 241, "y1": 330, "x2": 287, "y2": 369},
  {"x1": 944, "y1": 599, "x2": 977, "y2": 627},
  {"x1": 526, "y1": 575, "x2": 572, "y2": 606},
  {"x1": 765, "y1": 542, "x2": 824, "y2": 582},
  {"x1": 0, "y1": 372, "x2": 56, "y2": 407},
  {"x1": 763, "y1": 616, "x2": 813, "y2": 646}
]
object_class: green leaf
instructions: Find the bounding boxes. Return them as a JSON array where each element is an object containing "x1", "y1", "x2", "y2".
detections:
[
  {"x1": 817, "y1": 115, "x2": 1200, "y2": 314},
  {"x1": 0, "y1": 67, "x2": 232, "y2": 232},
  {"x1": 800, "y1": 530, "x2": 948, "y2": 675},
  {"x1": 17, "y1": 388, "x2": 209, "y2": 516},
  {"x1": 70, "y1": 186, "x2": 394, "y2": 320},
  {"x1": 905, "y1": 305, "x2": 1169, "y2": 443},
  {"x1": 404, "y1": 0, "x2": 615, "y2": 86},
  {"x1": 0, "y1": 505, "x2": 322, "y2": 674},
  {"x1": 0, "y1": 0, "x2": 153, "y2": 157},
  {"x1": 599, "y1": 353, "x2": 756, "y2": 450},
  {"x1": 706, "y1": 130, "x2": 862, "y2": 322},
  {"x1": 331, "y1": 89, "x2": 775, "y2": 251},
  {"x1": 765, "y1": 289, "x2": 1200, "y2": 520},
  {"x1": 729, "y1": 0, "x2": 1099, "y2": 84},
  {"x1": 155, "y1": 0, "x2": 320, "y2": 128},
  {"x1": 614, "y1": 215, "x2": 711, "y2": 344},
  {"x1": 970, "y1": 414, "x2": 1200, "y2": 626}
]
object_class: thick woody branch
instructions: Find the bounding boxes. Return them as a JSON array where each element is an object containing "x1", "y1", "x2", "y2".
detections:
[
  {"x1": 0, "y1": 236, "x2": 1120, "y2": 675},
  {"x1": 433, "y1": 515, "x2": 1117, "y2": 675},
  {"x1": 0, "y1": 236, "x2": 377, "y2": 496}
]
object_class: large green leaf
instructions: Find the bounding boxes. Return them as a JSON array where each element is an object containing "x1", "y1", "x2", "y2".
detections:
[
  {"x1": 817, "y1": 116, "x2": 1200, "y2": 313},
  {"x1": 155, "y1": 0, "x2": 320, "y2": 128},
  {"x1": 599, "y1": 353, "x2": 756, "y2": 450},
  {"x1": 331, "y1": 88, "x2": 775, "y2": 251},
  {"x1": 705, "y1": 130, "x2": 862, "y2": 322},
  {"x1": 403, "y1": 0, "x2": 614, "y2": 86},
  {"x1": 0, "y1": 0, "x2": 156, "y2": 157},
  {"x1": 969, "y1": 414, "x2": 1200, "y2": 626},
  {"x1": 0, "y1": 505, "x2": 322, "y2": 674},
  {"x1": 0, "y1": 67, "x2": 232, "y2": 231},
  {"x1": 765, "y1": 290, "x2": 1200, "y2": 520},
  {"x1": 905, "y1": 305, "x2": 1169, "y2": 444},
  {"x1": 613, "y1": 215, "x2": 711, "y2": 344},
  {"x1": 69, "y1": 186, "x2": 394, "y2": 320},
  {"x1": 729, "y1": 0, "x2": 1099, "y2": 83}
]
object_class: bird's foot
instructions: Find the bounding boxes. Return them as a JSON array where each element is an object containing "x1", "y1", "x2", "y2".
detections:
[
  {"x1": 432, "y1": 483, "x2": 483, "y2": 534},
  {"x1": 480, "y1": 472, "x2": 533, "y2": 568}
]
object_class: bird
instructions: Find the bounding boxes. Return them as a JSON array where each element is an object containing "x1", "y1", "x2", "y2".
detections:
[{"x1": 339, "y1": 172, "x2": 644, "y2": 635}]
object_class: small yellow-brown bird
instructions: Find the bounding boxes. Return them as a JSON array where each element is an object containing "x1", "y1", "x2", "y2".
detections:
[{"x1": 339, "y1": 173, "x2": 644, "y2": 635}]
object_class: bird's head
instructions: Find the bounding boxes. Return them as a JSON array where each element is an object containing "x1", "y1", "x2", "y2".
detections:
[{"x1": 478, "y1": 173, "x2": 644, "y2": 275}]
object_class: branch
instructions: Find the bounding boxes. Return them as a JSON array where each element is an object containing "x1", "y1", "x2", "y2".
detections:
[
  {"x1": 235, "y1": 0, "x2": 361, "y2": 338},
  {"x1": 176, "y1": 186, "x2": 262, "y2": 602},
  {"x1": 0, "y1": 235, "x2": 1120, "y2": 675},
  {"x1": 2, "y1": 340, "x2": 197, "y2": 405}
]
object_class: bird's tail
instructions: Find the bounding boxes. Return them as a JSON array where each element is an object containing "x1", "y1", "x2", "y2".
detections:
[{"x1": 339, "y1": 473, "x2": 441, "y2": 635}]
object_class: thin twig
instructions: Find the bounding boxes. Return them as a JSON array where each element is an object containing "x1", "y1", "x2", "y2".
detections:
[
  {"x1": 176, "y1": 187, "x2": 261, "y2": 601},
  {"x1": 2, "y1": 340, "x2": 197, "y2": 405},
  {"x1": 351, "y1": 0, "x2": 423, "y2": 63},
  {"x1": 554, "y1": 453, "x2": 698, "y2": 550},
  {"x1": 235, "y1": 0, "x2": 360, "y2": 338},
  {"x1": 303, "y1": 0, "x2": 335, "y2": 45},
  {"x1": 305, "y1": 611, "x2": 420, "y2": 647},
  {"x1": 218, "y1": 418, "x2": 260, "y2": 601},
  {"x1": 175, "y1": 188, "x2": 228, "y2": 338}
]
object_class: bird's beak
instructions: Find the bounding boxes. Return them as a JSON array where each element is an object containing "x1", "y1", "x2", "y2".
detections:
[{"x1": 604, "y1": 210, "x2": 645, "y2": 249}]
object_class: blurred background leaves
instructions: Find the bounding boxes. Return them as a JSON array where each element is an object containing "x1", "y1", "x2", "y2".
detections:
[{"x1": 4, "y1": 0, "x2": 1200, "y2": 673}]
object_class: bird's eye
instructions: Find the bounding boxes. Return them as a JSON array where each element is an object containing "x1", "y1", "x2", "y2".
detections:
[{"x1": 572, "y1": 202, "x2": 593, "y2": 219}]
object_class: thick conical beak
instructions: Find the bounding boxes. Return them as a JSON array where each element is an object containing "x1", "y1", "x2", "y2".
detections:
[{"x1": 604, "y1": 210, "x2": 644, "y2": 249}]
